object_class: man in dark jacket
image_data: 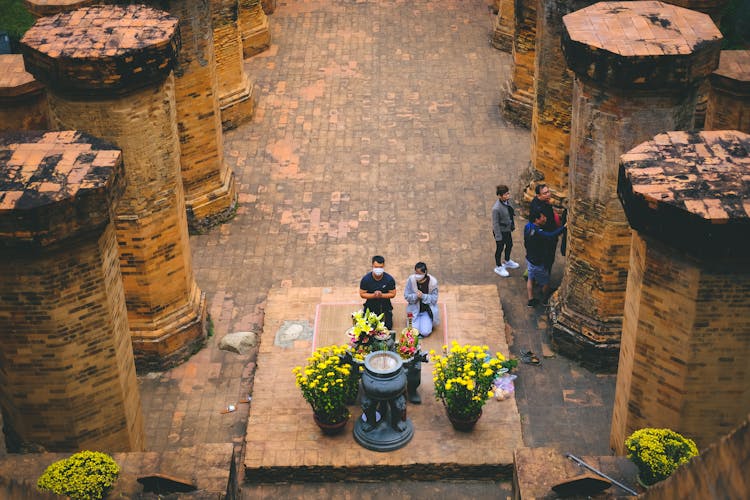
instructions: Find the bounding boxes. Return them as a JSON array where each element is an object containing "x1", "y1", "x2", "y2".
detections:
[
  {"x1": 529, "y1": 184, "x2": 560, "y2": 272},
  {"x1": 524, "y1": 210, "x2": 565, "y2": 307}
]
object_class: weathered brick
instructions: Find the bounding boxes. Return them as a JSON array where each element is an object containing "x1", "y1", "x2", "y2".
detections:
[
  {"x1": 612, "y1": 130, "x2": 750, "y2": 451},
  {"x1": 502, "y1": 0, "x2": 536, "y2": 128},
  {"x1": 213, "y1": 0, "x2": 257, "y2": 130},
  {"x1": 706, "y1": 50, "x2": 750, "y2": 133},
  {"x1": 0, "y1": 130, "x2": 144, "y2": 452},
  {"x1": 0, "y1": 54, "x2": 48, "y2": 131},
  {"x1": 550, "y1": 1, "x2": 723, "y2": 371},
  {"x1": 21, "y1": 5, "x2": 207, "y2": 371}
]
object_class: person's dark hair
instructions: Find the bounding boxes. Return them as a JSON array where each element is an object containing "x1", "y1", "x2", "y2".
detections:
[
  {"x1": 414, "y1": 262, "x2": 427, "y2": 273},
  {"x1": 535, "y1": 183, "x2": 548, "y2": 195},
  {"x1": 530, "y1": 210, "x2": 544, "y2": 223},
  {"x1": 496, "y1": 184, "x2": 509, "y2": 196},
  {"x1": 372, "y1": 255, "x2": 385, "y2": 265}
]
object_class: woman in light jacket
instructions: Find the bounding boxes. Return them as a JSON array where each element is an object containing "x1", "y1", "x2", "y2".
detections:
[{"x1": 404, "y1": 262, "x2": 440, "y2": 336}]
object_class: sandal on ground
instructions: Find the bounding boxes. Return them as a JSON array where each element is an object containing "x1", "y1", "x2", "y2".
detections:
[{"x1": 520, "y1": 350, "x2": 541, "y2": 365}]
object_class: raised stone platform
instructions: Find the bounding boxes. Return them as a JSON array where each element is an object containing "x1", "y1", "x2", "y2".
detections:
[{"x1": 244, "y1": 285, "x2": 523, "y2": 482}]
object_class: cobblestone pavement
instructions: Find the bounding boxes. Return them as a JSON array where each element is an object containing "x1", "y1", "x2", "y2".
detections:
[{"x1": 135, "y1": 0, "x2": 616, "y2": 497}]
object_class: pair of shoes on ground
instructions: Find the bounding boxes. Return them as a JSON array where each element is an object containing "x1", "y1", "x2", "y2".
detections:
[
  {"x1": 520, "y1": 350, "x2": 541, "y2": 365},
  {"x1": 494, "y1": 259, "x2": 520, "y2": 277}
]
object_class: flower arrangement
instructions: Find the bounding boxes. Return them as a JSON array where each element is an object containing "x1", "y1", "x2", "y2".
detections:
[
  {"x1": 395, "y1": 321, "x2": 420, "y2": 360},
  {"x1": 432, "y1": 341, "x2": 505, "y2": 421},
  {"x1": 37, "y1": 450, "x2": 120, "y2": 500},
  {"x1": 347, "y1": 309, "x2": 391, "y2": 360},
  {"x1": 292, "y1": 345, "x2": 352, "y2": 424},
  {"x1": 625, "y1": 428, "x2": 699, "y2": 486}
]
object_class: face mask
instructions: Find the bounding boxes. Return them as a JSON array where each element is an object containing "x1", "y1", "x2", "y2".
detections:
[
  {"x1": 372, "y1": 268, "x2": 384, "y2": 276},
  {"x1": 414, "y1": 274, "x2": 425, "y2": 281}
]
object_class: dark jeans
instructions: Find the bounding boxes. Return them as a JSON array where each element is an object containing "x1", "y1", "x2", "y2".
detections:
[{"x1": 495, "y1": 231, "x2": 513, "y2": 266}]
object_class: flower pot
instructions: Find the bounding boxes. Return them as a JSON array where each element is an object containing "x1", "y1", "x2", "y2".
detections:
[
  {"x1": 446, "y1": 408, "x2": 482, "y2": 432},
  {"x1": 313, "y1": 412, "x2": 349, "y2": 436}
]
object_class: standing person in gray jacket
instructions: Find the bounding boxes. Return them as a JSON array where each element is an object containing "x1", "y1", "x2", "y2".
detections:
[
  {"x1": 492, "y1": 184, "x2": 520, "y2": 277},
  {"x1": 404, "y1": 262, "x2": 440, "y2": 336}
]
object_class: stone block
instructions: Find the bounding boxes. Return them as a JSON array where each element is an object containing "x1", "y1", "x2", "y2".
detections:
[{"x1": 706, "y1": 50, "x2": 750, "y2": 133}]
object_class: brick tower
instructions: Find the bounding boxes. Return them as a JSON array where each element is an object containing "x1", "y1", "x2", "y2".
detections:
[
  {"x1": 550, "y1": 1, "x2": 723, "y2": 370},
  {"x1": 0, "y1": 54, "x2": 48, "y2": 132},
  {"x1": 21, "y1": 5, "x2": 207, "y2": 370},
  {"x1": 502, "y1": 0, "x2": 536, "y2": 127},
  {"x1": 213, "y1": 0, "x2": 257, "y2": 130},
  {"x1": 705, "y1": 50, "x2": 750, "y2": 133},
  {"x1": 612, "y1": 130, "x2": 750, "y2": 451},
  {"x1": 0, "y1": 130, "x2": 144, "y2": 452},
  {"x1": 239, "y1": 0, "x2": 271, "y2": 58}
]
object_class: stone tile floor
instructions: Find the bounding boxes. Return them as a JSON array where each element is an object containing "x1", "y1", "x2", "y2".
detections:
[{"x1": 130, "y1": 0, "x2": 618, "y2": 497}]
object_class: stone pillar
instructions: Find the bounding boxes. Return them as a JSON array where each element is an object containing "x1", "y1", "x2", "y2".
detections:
[
  {"x1": 611, "y1": 130, "x2": 750, "y2": 452},
  {"x1": 706, "y1": 50, "x2": 750, "y2": 133},
  {"x1": 213, "y1": 0, "x2": 257, "y2": 130},
  {"x1": 147, "y1": 0, "x2": 239, "y2": 231},
  {"x1": 0, "y1": 130, "x2": 145, "y2": 452},
  {"x1": 21, "y1": 5, "x2": 207, "y2": 371},
  {"x1": 502, "y1": 0, "x2": 536, "y2": 127},
  {"x1": 239, "y1": 0, "x2": 271, "y2": 58},
  {"x1": 0, "y1": 54, "x2": 48, "y2": 131},
  {"x1": 491, "y1": 0, "x2": 514, "y2": 53},
  {"x1": 550, "y1": 1, "x2": 723, "y2": 370},
  {"x1": 23, "y1": 0, "x2": 93, "y2": 17},
  {"x1": 261, "y1": 0, "x2": 275, "y2": 15}
]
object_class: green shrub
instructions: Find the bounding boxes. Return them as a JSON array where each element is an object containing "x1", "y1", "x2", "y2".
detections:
[
  {"x1": 625, "y1": 428, "x2": 698, "y2": 486},
  {"x1": 37, "y1": 451, "x2": 120, "y2": 500}
]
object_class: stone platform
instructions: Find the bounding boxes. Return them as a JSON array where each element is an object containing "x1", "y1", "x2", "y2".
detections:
[{"x1": 244, "y1": 285, "x2": 523, "y2": 482}]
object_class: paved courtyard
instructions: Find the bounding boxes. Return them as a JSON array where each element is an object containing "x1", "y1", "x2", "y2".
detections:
[{"x1": 136, "y1": 0, "x2": 616, "y2": 496}]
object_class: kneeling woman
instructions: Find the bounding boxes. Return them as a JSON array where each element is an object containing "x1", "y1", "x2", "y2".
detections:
[{"x1": 404, "y1": 262, "x2": 440, "y2": 336}]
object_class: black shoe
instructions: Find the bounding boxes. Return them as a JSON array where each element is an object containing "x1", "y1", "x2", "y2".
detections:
[{"x1": 527, "y1": 298, "x2": 539, "y2": 307}]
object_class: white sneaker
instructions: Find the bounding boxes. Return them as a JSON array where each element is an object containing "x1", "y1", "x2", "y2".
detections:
[
  {"x1": 494, "y1": 265, "x2": 509, "y2": 277},
  {"x1": 504, "y1": 259, "x2": 520, "y2": 269}
]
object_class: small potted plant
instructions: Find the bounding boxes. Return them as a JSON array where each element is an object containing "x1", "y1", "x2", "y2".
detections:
[
  {"x1": 625, "y1": 427, "x2": 699, "y2": 487},
  {"x1": 432, "y1": 341, "x2": 505, "y2": 431},
  {"x1": 347, "y1": 309, "x2": 392, "y2": 360},
  {"x1": 37, "y1": 450, "x2": 120, "y2": 500},
  {"x1": 292, "y1": 345, "x2": 352, "y2": 434}
]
